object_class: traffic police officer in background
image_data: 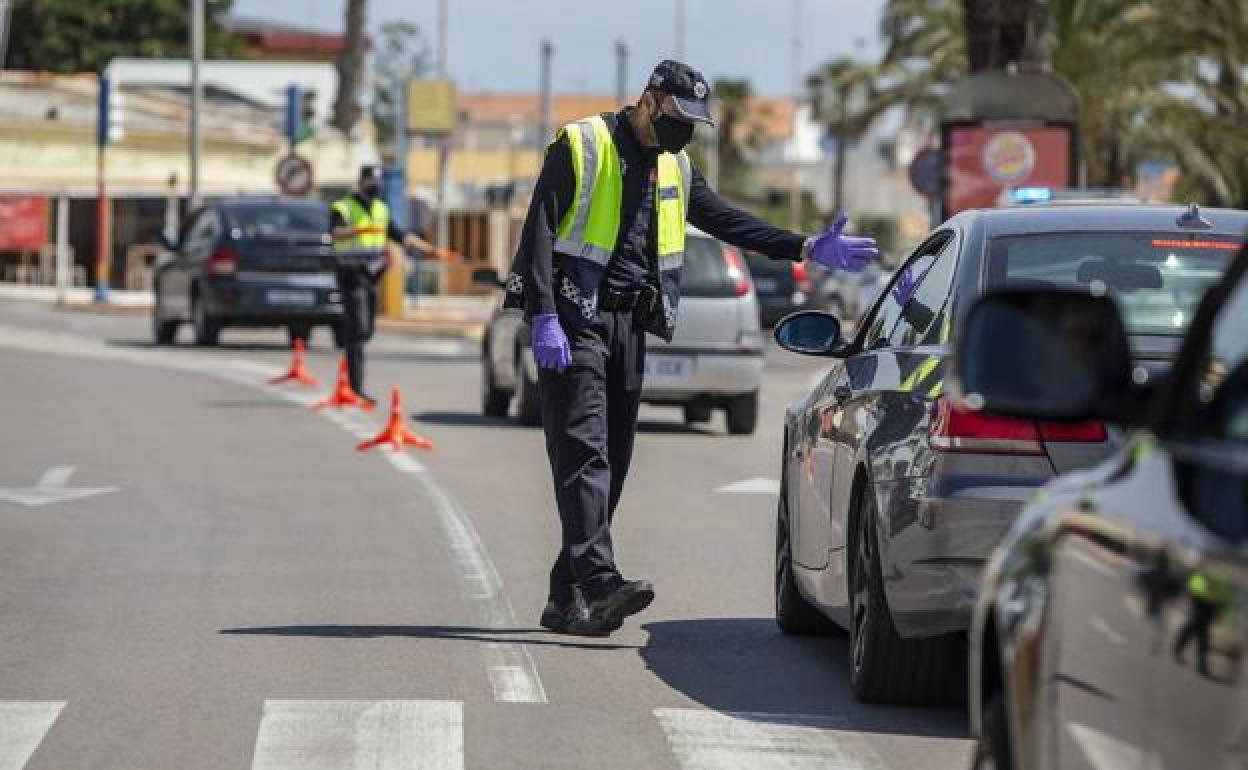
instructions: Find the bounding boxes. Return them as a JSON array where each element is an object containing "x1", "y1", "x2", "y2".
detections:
[
  {"x1": 330, "y1": 165, "x2": 440, "y2": 401},
  {"x1": 505, "y1": 61, "x2": 879, "y2": 636}
]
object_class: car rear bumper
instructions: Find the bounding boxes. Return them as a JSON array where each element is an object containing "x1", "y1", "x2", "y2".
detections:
[
  {"x1": 641, "y1": 346, "x2": 764, "y2": 402},
  {"x1": 201, "y1": 273, "x2": 343, "y2": 324},
  {"x1": 876, "y1": 475, "x2": 1045, "y2": 637}
]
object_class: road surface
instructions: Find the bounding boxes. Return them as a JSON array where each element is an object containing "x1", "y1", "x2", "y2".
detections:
[{"x1": 0, "y1": 300, "x2": 971, "y2": 769}]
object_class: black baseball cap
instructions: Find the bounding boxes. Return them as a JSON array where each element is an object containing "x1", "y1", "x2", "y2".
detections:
[
  {"x1": 648, "y1": 60, "x2": 714, "y2": 125},
  {"x1": 359, "y1": 165, "x2": 382, "y2": 183}
]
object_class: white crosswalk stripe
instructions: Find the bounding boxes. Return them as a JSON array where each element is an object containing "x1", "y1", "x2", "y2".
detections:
[
  {"x1": 0, "y1": 702, "x2": 66, "y2": 770},
  {"x1": 655, "y1": 708, "x2": 893, "y2": 770},
  {"x1": 249, "y1": 700, "x2": 463, "y2": 770}
]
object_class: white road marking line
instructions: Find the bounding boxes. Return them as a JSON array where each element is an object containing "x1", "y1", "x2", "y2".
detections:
[
  {"x1": 0, "y1": 324, "x2": 545, "y2": 704},
  {"x1": 655, "y1": 708, "x2": 890, "y2": 770},
  {"x1": 0, "y1": 466, "x2": 117, "y2": 508},
  {"x1": 0, "y1": 701, "x2": 66, "y2": 770},
  {"x1": 250, "y1": 700, "x2": 462, "y2": 770},
  {"x1": 715, "y1": 477, "x2": 781, "y2": 496}
]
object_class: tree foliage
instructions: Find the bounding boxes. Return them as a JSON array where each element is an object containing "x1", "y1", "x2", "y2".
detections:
[
  {"x1": 372, "y1": 21, "x2": 430, "y2": 148},
  {"x1": 5, "y1": 0, "x2": 237, "y2": 72}
]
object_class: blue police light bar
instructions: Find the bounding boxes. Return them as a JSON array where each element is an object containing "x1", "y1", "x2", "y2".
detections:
[
  {"x1": 1011, "y1": 187, "x2": 1053, "y2": 204},
  {"x1": 284, "y1": 84, "x2": 302, "y2": 146}
]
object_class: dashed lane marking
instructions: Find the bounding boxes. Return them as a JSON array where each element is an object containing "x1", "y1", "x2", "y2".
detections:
[
  {"x1": 0, "y1": 324, "x2": 544, "y2": 704},
  {"x1": 715, "y1": 477, "x2": 781, "y2": 496},
  {"x1": 0, "y1": 702, "x2": 66, "y2": 770},
  {"x1": 250, "y1": 700, "x2": 463, "y2": 770}
]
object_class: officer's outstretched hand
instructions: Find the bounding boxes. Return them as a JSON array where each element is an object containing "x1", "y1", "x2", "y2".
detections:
[
  {"x1": 532, "y1": 313, "x2": 572, "y2": 372},
  {"x1": 808, "y1": 212, "x2": 878, "y2": 273}
]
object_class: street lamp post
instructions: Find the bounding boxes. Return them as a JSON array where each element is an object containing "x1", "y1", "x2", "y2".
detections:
[{"x1": 189, "y1": 0, "x2": 204, "y2": 208}]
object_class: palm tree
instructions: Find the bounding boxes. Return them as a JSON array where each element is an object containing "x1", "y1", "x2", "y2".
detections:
[
  {"x1": 332, "y1": 0, "x2": 368, "y2": 134},
  {"x1": 807, "y1": 58, "x2": 882, "y2": 214},
  {"x1": 711, "y1": 78, "x2": 756, "y2": 199}
]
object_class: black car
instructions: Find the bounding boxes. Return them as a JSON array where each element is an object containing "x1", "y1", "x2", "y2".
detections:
[
  {"x1": 744, "y1": 250, "x2": 818, "y2": 326},
  {"x1": 151, "y1": 197, "x2": 344, "y2": 346}
]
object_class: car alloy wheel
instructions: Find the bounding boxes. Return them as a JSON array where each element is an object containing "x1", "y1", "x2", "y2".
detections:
[{"x1": 850, "y1": 499, "x2": 874, "y2": 675}]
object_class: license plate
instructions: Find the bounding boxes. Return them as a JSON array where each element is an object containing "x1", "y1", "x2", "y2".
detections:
[
  {"x1": 644, "y1": 354, "x2": 692, "y2": 382},
  {"x1": 266, "y1": 289, "x2": 316, "y2": 306},
  {"x1": 755, "y1": 277, "x2": 778, "y2": 293}
]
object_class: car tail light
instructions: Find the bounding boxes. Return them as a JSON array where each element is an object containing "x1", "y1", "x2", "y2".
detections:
[
  {"x1": 207, "y1": 245, "x2": 237, "y2": 276},
  {"x1": 1038, "y1": 421, "x2": 1107, "y2": 443},
  {"x1": 929, "y1": 398, "x2": 1044, "y2": 455},
  {"x1": 929, "y1": 398, "x2": 1107, "y2": 455},
  {"x1": 792, "y1": 260, "x2": 814, "y2": 293},
  {"x1": 723, "y1": 244, "x2": 751, "y2": 297}
]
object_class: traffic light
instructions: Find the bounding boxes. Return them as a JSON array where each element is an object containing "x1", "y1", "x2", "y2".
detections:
[
  {"x1": 97, "y1": 76, "x2": 124, "y2": 146},
  {"x1": 284, "y1": 85, "x2": 317, "y2": 146}
]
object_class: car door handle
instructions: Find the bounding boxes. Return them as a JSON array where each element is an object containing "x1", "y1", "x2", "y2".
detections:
[{"x1": 833, "y1": 385, "x2": 852, "y2": 404}]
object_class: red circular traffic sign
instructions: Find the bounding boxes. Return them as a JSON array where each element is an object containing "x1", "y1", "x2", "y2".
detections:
[{"x1": 275, "y1": 153, "x2": 314, "y2": 197}]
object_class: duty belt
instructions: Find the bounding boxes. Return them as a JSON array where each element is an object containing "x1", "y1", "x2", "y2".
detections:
[{"x1": 599, "y1": 285, "x2": 658, "y2": 313}]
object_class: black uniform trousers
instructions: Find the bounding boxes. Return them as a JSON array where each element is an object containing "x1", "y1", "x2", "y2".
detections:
[
  {"x1": 339, "y1": 276, "x2": 377, "y2": 394},
  {"x1": 539, "y1": 307, "x2": 646, "y2": 604}
]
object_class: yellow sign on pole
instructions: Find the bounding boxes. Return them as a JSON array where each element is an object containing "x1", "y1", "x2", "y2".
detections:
[{"x1": 406, "y1": 79, "x2": 457, "y2": 135}]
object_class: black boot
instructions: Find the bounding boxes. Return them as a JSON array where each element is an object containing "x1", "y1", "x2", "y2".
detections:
[
  {"x1": 585, "y1": 579, "x2": 655, "y2": 633},
  {"x1": 539, "y1": 591, "x2": 606, "y2": 637}
]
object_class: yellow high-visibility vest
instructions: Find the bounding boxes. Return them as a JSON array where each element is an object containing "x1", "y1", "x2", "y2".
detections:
[
  {"x1": 331, "y1": 196, "x2": 389, "y2": 252},
  {"x1": 554, "y1": 114, "x2": 692, "y2": 271}
]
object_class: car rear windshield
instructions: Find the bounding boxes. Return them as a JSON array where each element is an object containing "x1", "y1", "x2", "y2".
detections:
[
  {"x1": 226, "y1": 203, "x2": 330, "y2": 239},
  {"x1": 681, "y1": 236, "x2": 737, "y2": 298},
  {"x1": 987, "y1": 232, "x2": 1239, "y2": 335}
]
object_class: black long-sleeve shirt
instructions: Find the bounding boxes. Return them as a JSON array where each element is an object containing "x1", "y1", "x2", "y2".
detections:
[{"x1": 517, "y1": 109, "x2": 806, "y2": 317}]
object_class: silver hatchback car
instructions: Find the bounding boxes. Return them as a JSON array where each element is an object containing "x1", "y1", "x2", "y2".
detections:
[
  {"x1": 770, "y1": 203, "x2": 1247, "y2": 706},
  {"x1": 479, "y1": 229, "x2": 766, "y2": 433}
]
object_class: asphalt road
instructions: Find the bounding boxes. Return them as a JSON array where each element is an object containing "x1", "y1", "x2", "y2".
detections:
[{"x1": 0, "y1": 301, "x2": 972, "y2": 769}]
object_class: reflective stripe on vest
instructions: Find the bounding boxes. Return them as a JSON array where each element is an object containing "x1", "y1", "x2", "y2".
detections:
[
  {"x1": 331, "y1": 196, "x2": 389, "y2": 252},
  {"x1": 553, "y1": 115, "x2": 691, "y2": 269}
]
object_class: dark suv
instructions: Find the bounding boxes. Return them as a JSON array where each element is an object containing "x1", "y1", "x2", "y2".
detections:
[{"x1": 151, "y1": 198, "x2": 343, "y2": 346}]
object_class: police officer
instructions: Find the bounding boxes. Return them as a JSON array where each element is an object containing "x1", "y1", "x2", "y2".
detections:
[
  {"x1": 330, "y1": 166, "x2": 440, "y2": 401},
  {"x1": 505, "y1": 61, "x2": 879, "y2": 636}
]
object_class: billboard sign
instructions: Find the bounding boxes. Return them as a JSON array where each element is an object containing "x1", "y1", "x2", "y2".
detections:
[
  {"x1": 406, "y1": 79, "x2": 457, "y2": 135},
  {"x1": 944, "y1": 124, "x2": 1074, "y2": 215},
  {"x1": 0, "y1": 196, "x2": 49, "y2": 251}
]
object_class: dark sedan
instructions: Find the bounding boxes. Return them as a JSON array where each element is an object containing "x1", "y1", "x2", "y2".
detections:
[
  {"x1": 152, "y1": 197, "x2": 343, "y2": 346},
  {"x1": 958, "y1": 239, "x2": 1248, "y2": 770},
  {"x1": 771, "y1": 203, "x2": 1247, "y2": 706}
]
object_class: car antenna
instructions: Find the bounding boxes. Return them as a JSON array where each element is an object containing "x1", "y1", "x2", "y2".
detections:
[{"x1": 1176, "y1": 202, "x2": 1212, "y2": 229}]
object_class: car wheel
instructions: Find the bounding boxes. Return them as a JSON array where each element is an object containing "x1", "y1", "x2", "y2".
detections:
[
  {"x1": 287, "y1": 324, "x2": 312, "y2": 348},
  {"x1": 516, "y1": 350, "x2": 542, "y2": 427},
  {"x1": 775, "y1": 476, "x2": 837, "y2": 635},
  {"x1": 848, "y1": 486, "x2": 962, "y2": 705},
  {"x1": 481, "y1": 342, "x2": 511, "y2": 418},
  {"x1": 191, "y1": 293, "x2": 221, "y2": 347},
  {"x1": 684, "y1": 403, "x2": 712, "y2": 424},
  {"x1": 151, "y1": 296, "x2": 179, "y2": 346},
  {"x1": 973, "y1": 695, "x2": 1013, "y2": 770},
  {"x1": 725, "y1": 391, "x2": 759, "y2": 435}
]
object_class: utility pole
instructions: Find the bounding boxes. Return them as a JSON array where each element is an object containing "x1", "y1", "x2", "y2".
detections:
[
  {"x1": 189, "y1": 0, "x2": 204, "y2": 208},
  {"x1": 614, "y1": 40, "x2": 628, "y2": 106},
  {"x1": 674, "y1": 0, "x2": 686, "y2": 60},
  {"x1": 437, "y1": 0, "x2": 448, "y2": 78},
  {"x1": 537, "y1": 38, "x2": 553, "y2": 145},
  {"x1": 788, "y1": 0, "x2": 802, "y2": 230}
]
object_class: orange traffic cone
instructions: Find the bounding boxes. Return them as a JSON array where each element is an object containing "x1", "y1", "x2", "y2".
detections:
[
  {"x1": 269, "y1": 338, "x2": 320, "y2": 387},
  {"x1": 312, "y1": 358, "x2": 375, "y2": 411},
  {"x1": 357, "y1": 387, "x2": 434, "y2": 451}
]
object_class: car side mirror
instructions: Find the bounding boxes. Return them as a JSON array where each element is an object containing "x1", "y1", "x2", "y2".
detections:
[
  {"x1": 952, "y1": 288, "x2": 1135, "y2": 422},
  {"x1": 471, "y1": 267, "x2": 504, "y2": 289},
  {"x1": 774, "y1": 310, "x2": 845, "y2": 356}
]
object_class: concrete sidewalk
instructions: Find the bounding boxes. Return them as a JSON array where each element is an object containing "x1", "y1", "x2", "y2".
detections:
[{"x1": 0, "y1": 282, "x2": 492, "y2": 339}]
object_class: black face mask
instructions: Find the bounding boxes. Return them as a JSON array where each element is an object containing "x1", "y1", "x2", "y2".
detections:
[
  {"x1": 361, "y1": 183, "x2": 380, "y2": 198},
  {"x1": 653, "y1": 113, "x2": 694, "y2": 153}
]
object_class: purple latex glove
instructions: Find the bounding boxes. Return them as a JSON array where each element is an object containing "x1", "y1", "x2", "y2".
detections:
[
  {"x1": 808, "y1": 212, "x2": 879, "y2": 273},
  {"x1": 532, "y1": 313, "x2": 572, "y2": 372},
  {"x1": 892, "y1": 265, "x2": 919, "y2": 304}
]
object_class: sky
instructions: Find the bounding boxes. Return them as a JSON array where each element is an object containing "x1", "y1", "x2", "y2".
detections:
[{"x1": 229, "y1": 0, "x2": 888, "y2": 96}]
